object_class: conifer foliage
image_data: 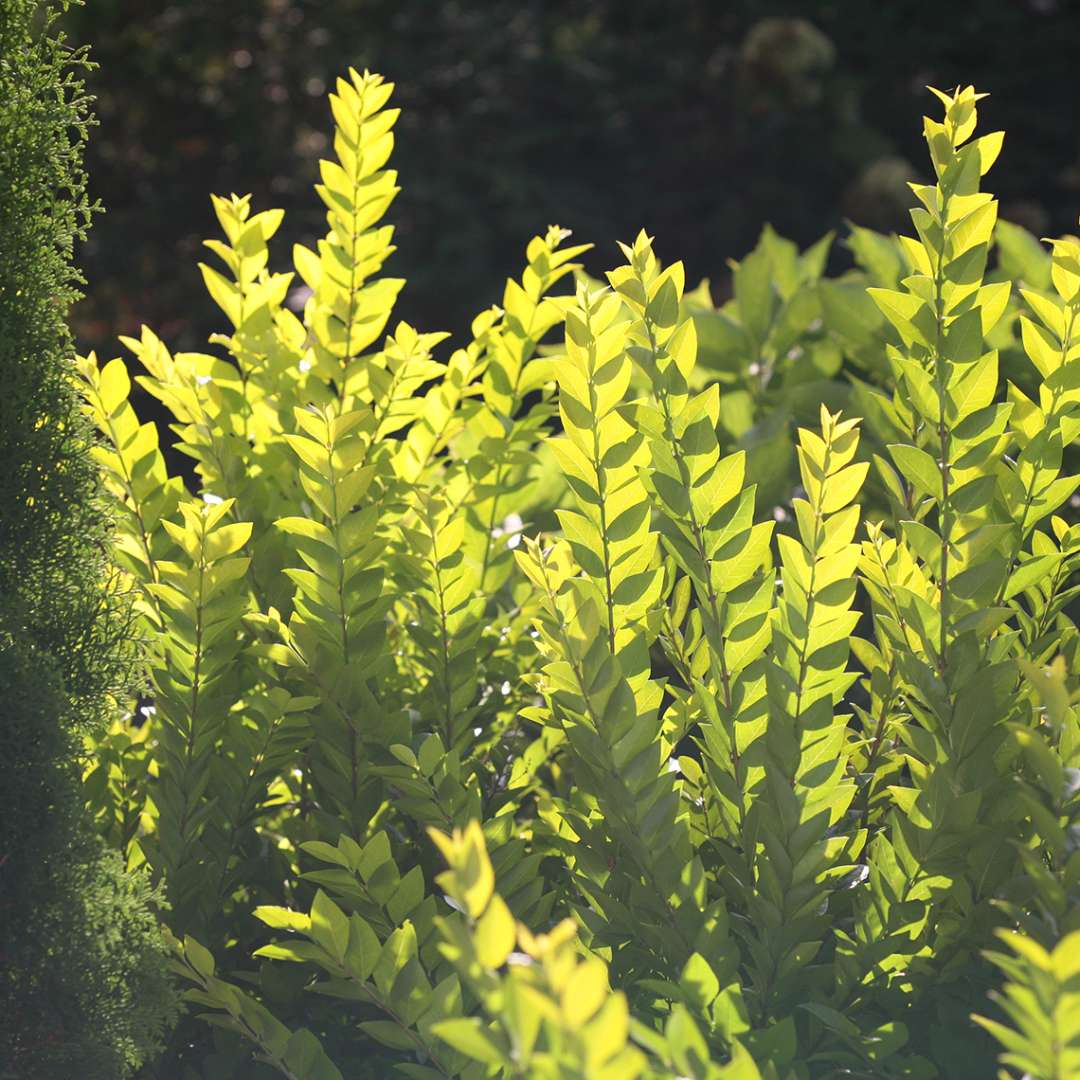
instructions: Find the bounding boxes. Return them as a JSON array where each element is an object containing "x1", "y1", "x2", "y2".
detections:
[
  {"x1": 78, "y1": 68, "x2": 1080, "y2": 1079},
  {"x1": 0, "y1": 1, "x2": 177, "y2": 1076}
]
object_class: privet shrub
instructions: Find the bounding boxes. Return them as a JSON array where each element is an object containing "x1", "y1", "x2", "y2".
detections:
[
  {"x1": 0, "y1": 1, "x2": 177, "y2": 1076},
  {"x1": 80, "y1": 71, "x2": 1080, "y2": 1078}
]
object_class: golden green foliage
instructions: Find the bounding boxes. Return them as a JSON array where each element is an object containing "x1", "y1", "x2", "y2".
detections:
[{"x1": 80, "y1": 74, "x2": 1080, "y2": 1079}]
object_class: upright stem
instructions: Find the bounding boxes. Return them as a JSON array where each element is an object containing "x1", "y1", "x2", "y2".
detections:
[
  {"x1": 933, "y1": 188, "x2": 953, "y2": 671},
  {"x1": 646, "y1": 319, "x2": 736, "y2": 759}
]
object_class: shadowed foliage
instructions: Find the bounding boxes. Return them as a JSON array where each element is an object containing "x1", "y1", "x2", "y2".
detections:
[{"x1": 0, "y1": 2, "x2": 176, "y2": 1075}]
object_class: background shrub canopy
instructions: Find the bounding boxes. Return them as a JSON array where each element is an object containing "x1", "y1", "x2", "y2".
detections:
[{"x1": 67, "y1": 1, "x2": 1080, "y2": 359}]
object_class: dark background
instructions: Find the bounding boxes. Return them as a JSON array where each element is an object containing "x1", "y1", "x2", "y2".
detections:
[{"x1": 67, "y1": 0, "x2": 1080, "y2": 358}]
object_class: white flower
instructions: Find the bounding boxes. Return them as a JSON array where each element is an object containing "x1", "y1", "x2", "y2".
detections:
[
  {"x1": 202, "y1": 492, "x2": 224, "y2": 505},
  {"x1": 287, "y1": 284, "x2": 313, "y2": 311},
  {"x1": 495, "y1": 512, "x2": 524, "y2": 540}
]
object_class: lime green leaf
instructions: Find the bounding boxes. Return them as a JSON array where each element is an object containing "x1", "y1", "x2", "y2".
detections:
[
  {"x1": 888, "y1": 444, "x2": 942, "y2": 502},
  {"x1": 430, "y1": 1018, "x2": 508, "y2": 1067}
]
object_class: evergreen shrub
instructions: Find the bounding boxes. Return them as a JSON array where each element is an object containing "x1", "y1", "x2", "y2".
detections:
[
  {"x1": 80, "y1": 70, "x2": 1080, "y2": 1078},
  {"x1": 0, "y1": 1, "x2": 177, "y2": 1076}
]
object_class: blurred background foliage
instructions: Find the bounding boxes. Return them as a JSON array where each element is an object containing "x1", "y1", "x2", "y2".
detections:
[{"x1": 68, "y1": 0, "x2": 1079, "y2": 358}]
